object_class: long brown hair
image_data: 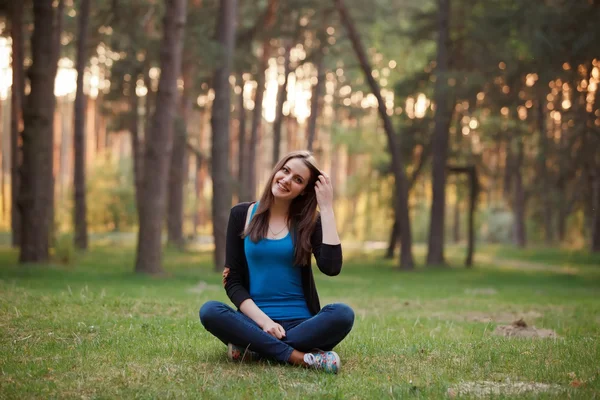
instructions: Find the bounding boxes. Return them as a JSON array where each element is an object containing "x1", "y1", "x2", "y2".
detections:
[{"x1": 243, "y1": 150, "x2": 321, "y2": 266}]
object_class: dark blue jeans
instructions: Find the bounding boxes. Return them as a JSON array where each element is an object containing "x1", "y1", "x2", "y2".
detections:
[{"x1": 199, "y1": 301, "x2": 354, "y2": 363}]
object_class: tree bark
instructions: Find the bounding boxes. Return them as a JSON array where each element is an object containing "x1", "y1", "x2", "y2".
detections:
[
  {"x1": 210, "y1": 0, "x2": 237, "y2": 271},
  {"x1": 334, "y1": 0, "x2": 414, "y2": 269},
  {"x1": 135, "y1": 0, "x2": 187, "y2": 274},
  {"x1": 273, "y1": 43, "x2": 291, "y2": 165},
  {"x1": 426, "y1": 0, "x2": 452, "y2": 266},
  {"x1": 19, "y1": 0, "x2": 57, "y2": 263},
  {"x1": 10, "y1": 0, "x2": 25, "y2": 248},
  {"x1": 73, "y1": 0, "x2": 91, "y2": 250}
]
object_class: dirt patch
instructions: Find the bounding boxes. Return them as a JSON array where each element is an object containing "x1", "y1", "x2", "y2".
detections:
[
  {"x1": 443, "y1": 310, "x2": 543, "y2": 323},
  {"x1": 493, "y1": 319, "x2": 559, "y2": 338},
  {"x1": 448, "y1": 380, "x2": 563, "y2": 398}
]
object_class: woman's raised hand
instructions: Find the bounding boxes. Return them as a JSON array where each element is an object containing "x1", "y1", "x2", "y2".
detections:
[{"x1": 315, "y1": 172, "x2": 334, "y2": 210}]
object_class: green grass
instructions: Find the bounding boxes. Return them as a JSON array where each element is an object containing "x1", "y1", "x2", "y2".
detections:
[{"x1": 1, "y1": 242, "x2": 599, "y2": 399}]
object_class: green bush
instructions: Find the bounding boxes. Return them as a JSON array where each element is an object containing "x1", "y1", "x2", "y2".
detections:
[{"x1": 53, "y1": 233, "x2": 76, "y2": 265}]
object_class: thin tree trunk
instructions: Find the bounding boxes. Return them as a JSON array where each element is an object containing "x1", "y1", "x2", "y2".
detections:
[
  {"x1": 248, "y1": 0, "x2": 278, "y2": 199},
  {"x1": 537, "y1": 95, "x2": 553, "y2": 244},
  {"x1": 273, "y1": 43, "x2": 291, "y2": 165},
  {"x1": 130, "y1": 83, "x2": 143, "y2": 213},
  {"x1": 47, "y1": 0, "x2": 65, "y2": 248},
  {"x1": 167, "y1": 117, "x2": 187, "y2": 248},
  {"x1": 237, "y1": 74, "x2": 249, "y2": 201},
  {"x1": 210, "y1": 0, "x2": 237, "y2": 271},
  {"x1": 512, "y1": 140, "x2": 527, "y2": 248},
  {"x1": 453, "y1": 196, "x2": 460, "y2": 243},
  {"x1": 248, "y1": 45, "x2": 269, "y2": 199},
  {"x1": 386, "y1": 143, "x2": 431, "y2": 258},
  {"x1": 167, "y1": 62, "x2": 194, "y2": 248},
  {"x1": 19, "y1": 0, "x2": 57, "y2": 263},
  {"x1": 73, "y1": 0, "x2": 91, "y2": 250},
  {"x1": 335, "y1": 0, "x2": 414, "y2": 269},
  {"x1": 10, "y1": 0, "x2": 25, "y2": 248},
  {"x1": 426, "y1": 0, "x2": 452, "y2": 266},
  {"x1": 306, "y1": 13, "x2": 328, "y2": 151},
  {"x1": 135, "y1": 0, "x2": 187, "y2": 274},
  {"x1": 465, "y1": 167, "x2": 478, "y2": 267}
]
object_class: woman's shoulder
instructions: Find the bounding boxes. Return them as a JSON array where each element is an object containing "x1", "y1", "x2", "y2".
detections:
[{"x1": 231, "y1": 202, "x2": 256, "y2": 217}]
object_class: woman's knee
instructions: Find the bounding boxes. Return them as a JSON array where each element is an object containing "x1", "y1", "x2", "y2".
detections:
[
  {"x1": 326, "y1": 303, "x2": 355, "y2": 329},
  {"x1": 199, "y1": 300, "x2": 225, "y2": 327}
]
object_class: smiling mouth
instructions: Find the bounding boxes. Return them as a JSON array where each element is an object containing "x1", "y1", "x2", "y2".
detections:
[{"x1": 276, "y1": 182, "x2": 290, "y2": 193}]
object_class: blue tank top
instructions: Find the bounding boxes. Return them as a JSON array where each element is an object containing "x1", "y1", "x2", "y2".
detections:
[{"x1": 244, "y1": 203, "x2": 312, "y2": 321}]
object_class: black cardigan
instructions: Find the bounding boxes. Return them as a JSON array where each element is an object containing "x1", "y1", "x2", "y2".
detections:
[{"x1": 223, "y1": 202, "x2": 343, "y2": 316}]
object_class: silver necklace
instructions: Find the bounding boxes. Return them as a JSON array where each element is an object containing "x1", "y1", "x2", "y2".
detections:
[{"x1": 269, "y1": 224, "x2": 287, "y2": 237}]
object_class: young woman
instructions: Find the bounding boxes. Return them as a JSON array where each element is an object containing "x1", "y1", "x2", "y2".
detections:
[{"x1": 199, "y1": 150, "x2": 354, "y2": 374}]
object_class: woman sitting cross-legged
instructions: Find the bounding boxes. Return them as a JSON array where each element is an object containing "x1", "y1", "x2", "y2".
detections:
[{"x1": 199, "y1": 150, "x2": 354, "y2": 374}]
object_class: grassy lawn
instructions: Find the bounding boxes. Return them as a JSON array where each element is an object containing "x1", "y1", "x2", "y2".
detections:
[{"x1": 1, "y1": 242, "x2": 599, "y2": 399}]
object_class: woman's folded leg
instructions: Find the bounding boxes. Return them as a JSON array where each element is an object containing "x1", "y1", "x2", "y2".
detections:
[{"x1": 199, "y1": 300, "x2": 294, "y2": 362}]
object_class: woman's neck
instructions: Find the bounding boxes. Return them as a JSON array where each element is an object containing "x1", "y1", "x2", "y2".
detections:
[{"x1": 270, "y1": 198, "x2": 291, "y2": 218}]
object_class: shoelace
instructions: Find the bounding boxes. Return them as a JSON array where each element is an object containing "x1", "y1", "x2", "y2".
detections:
[{"x1": 304, "y1": 353, "x2": 317, "y2": 366}]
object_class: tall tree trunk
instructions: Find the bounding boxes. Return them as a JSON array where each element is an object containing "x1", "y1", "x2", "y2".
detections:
[
  {"x1": 537, "y1": 95, "x2": 553, "y2": 244},
  {"x1": 167, "y1": 117, "x2": 187, "y2": 248},
  {"x1": 248, "y1": 0, "x2": 278, "y2": 199},
  {"x1": 465, "y1": 167, "x2": 478, "y2": 267},
  {"x1": 334, "y1": 0, "x2": 414, "y2": 269},
  {"x1": 426, "y1": 0, "x2": 452, "y2": 266},
  {"x1": 73, "y1": 0, "x2": 91, "y2": 250},
  {"x1": 130, "y1": 82, "x2": 143, "y2": 213},
  {"x1": 211, "y1": 0, "x2": 237, "y2": 271},
  {"x1": 248, "y1": 46, "x2": 268, "y2": 199},
  {"x1": 167, "y1": 62, "x2": 194, "y2": 248},
  {"x1": 237, "y1": 74, "x2": 249, "y2": 201},
  {"x1": 19, "y1": 0, "x2": 58, "y2": 263},
  {"x1": 503, "y1": 141, "x2": 513, "y2": 202},
  {"x1": 273, "y1": 43, "x2": 291, "y2": 165},
  {"x1": 10, "y1": 0, "x2": 24, "y2": 248},
  {"x1": 386, "y1": 143, "x2": 431, "y2": 258},
  {"x1": 512, "y1": 140, "x2": 527, "y2": 248},
  {"x1": 48, "y1": 0, "x2": 65, "y2": 248},
  {"x1": 306, "y1": 13, "x2": 328, "y2": 152},
  {"x1": 453, "y1": 196, "x2": 460, "y2": 243},
  {"x1": 135, "y1": 0, "x2": 187, "y2": 274}
]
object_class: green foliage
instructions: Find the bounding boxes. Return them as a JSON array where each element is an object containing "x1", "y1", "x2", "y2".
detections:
[
  {"x1": 0, "y1": 244, "x2": 599, "y2": 397},
  {"x1": 52, "y1": 233, "x2": 76, "y2": 265},
  {"x1": 86, "y1": 157, "x2": 137, "y2": 232}
]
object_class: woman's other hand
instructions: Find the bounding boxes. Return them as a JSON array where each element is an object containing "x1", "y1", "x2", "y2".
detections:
[{"x1": 262, "y1": 320, "x2": 286, "y2": 339}]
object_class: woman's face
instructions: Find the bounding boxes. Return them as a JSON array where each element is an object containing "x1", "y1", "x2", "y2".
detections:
[{"x1": 271, "y1": 157, "x2": 312, "y2": 201}]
